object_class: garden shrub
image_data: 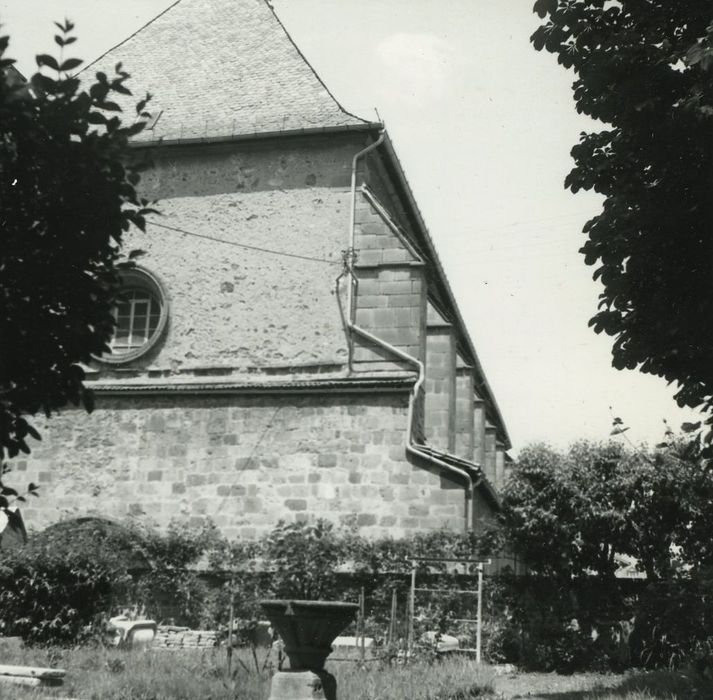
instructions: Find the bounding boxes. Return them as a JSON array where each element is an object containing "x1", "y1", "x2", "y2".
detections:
[
  {"x1": 5, "y1": 512, "x2": 690, "y2": 674},
  {"x1": 262, "y1": 519, "x2": 349, "y2": 600},
  {"x1": 631, "y1": 575, "x2": 713, "y2": 669},
  {"x1": 0, "y1": 531, "x2": 130, "y2": 645},
  {"x1": 129, "y1": 520, "x2": 221, "y2": 627},
  {"x1": 0, "y1": 517, "x2": 223, "y2": 643},
  {"x1": 479, "y1": 573, "x2": 633, "y2": 672}
]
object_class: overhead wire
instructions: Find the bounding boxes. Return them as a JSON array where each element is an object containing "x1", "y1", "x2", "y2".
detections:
[
  {"x1": 147, "y1": 220, "x2": 340, "y2": 265},
  {"x1": 145, "y1": 212, "x2": 590, "y2": 267}
]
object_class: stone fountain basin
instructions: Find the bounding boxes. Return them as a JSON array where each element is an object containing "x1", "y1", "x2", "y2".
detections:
[{"x1": 260, "y1": 600, "x2": 359, "y2": 671}]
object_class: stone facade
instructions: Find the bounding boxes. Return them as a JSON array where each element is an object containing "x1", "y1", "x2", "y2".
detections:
[
  {"x1": 10, "y1": 0, "x2": 512, "y2": 540},
  {"x1": 17, "y1": 392, "x2": 466, "y2": 539}
]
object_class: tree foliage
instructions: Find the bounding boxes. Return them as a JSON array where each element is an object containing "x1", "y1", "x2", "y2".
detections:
[
  {"x1": 532, "y1": 2, "x2": 713, "y2": 431},
  {"x1": 0, "y1": 20, "x2": 154, "y2": 462},
  {"x1": 501, "y1": 437, "x2": 713, "y2": 581}
]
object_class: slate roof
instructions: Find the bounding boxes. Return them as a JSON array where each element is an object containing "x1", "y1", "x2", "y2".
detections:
[{"x1": 84, "y1": 0, "x2": 368, "y2": 142}]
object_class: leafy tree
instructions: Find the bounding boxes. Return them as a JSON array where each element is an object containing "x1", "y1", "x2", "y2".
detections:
[
  {"x1": 532, "y1": 2, "x2": 713, "y2": 434},
  {"x1": 501, "y1": 438, "x2": 713, "y2": 581},
  {"x1": 0, "y1": 20, "x2": 154, "y2": 468}
]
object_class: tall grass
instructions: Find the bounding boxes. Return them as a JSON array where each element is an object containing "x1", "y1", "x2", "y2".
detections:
[
  {"x1": 330, "y1": 656, "x2": 494, "y2": 700},
  {"x1": 0, "y1": 645, "x2": 708, "y2": 700},
  {"x1": 0, "y1": 646, "x2": 494, "y2": 700}
]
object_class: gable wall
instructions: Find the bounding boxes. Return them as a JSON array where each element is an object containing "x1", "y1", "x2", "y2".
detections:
[
  {"x1": 138, "y1": 134, "x2": 365, "y2": 199},
  {"x1": 105, "y1": 187, "x2": 350, "y2": 373}
]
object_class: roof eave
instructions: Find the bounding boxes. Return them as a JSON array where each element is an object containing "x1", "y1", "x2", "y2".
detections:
[
  {"x1": 128, "y1": 122, "x2": 383, "y2": 149},
  {"x1": 88, "y1": 375, "x2": 415, "y2": 396}
]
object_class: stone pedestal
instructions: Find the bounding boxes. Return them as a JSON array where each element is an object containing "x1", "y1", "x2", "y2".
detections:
[
  {"x1": 261, "y1": 600, "x2": 358, "y2": 700},
  {"x1": 268, "y1": 669, "x2": 336, "y2": 700}
]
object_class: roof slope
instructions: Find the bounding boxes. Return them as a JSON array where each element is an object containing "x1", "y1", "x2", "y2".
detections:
[{"x1": 84, "y1": 0, "x2": 367, "y2": 142}]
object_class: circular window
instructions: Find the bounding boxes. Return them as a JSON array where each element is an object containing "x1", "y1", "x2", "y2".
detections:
[{"x1": 97, "y1": 267, "x2": 168, "y2": 364}]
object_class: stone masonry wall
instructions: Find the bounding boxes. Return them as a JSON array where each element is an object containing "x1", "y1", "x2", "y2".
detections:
[
  {"x1": 139, "y1": 135, "x2": 365, "y2": 200},
  {"x1": 473, "y1": 398, "x2": 486, "y2": 468},
  {"x1": 484, "y1": 424, "x2": 497, "y2": 487},
  {"x1": 353, "y1": 267, "x2": 425, "y2": 370},
  {"x1": 352, "y1": 191, "x2": 426, "y2": 371},
  {"x1": 474, "y1": 492, "x2": 498, "y2": 531},
  {"x1": 454, "y1": 363, "x2": 475, "y2": 461},
  {"x1": 112, "y1": 187, "x2": 350, "y2": 374},
  {"x1": 12, "y1": 392, "x2": 467, "y2": 539},
  {"x1": 495, "y1": 444, "x2": 507, "y2": 494},
  {"x1": 424, "y1": 325, "x2": 456, "y2": 453}
]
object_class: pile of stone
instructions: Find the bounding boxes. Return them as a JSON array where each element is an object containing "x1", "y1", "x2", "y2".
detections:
[
  {"x1": 0, "y1": 664, "x2": 65, "y2": 689},
  {"x1": 154, "y1": 626, "x2": 222, "y2": 649}
]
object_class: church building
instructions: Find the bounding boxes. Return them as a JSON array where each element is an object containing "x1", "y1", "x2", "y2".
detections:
[{"x1": 14, "y1": 0, "x2": 512, "y2": 540}]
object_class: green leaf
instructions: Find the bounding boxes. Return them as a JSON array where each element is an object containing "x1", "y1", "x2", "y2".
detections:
[
  {"x1": 533, "y1": 0, "x2": 557, "y2": 19},
  {"x1": 111, "y1": 81, "x2": 132, "y2": 96},
  {"x1": 36, "y1": 54, "x2": 60, "y2": 71},
  {"x1": 531, "y1": 26, "x2": 547, "y2": 52},
  {"x1": 86, "y1": 111, "x2": 108, "y2": 125},
  {"x1": 59, "y1": 57, "x2": 83, "y2": 72},
  {"x1": 25, "y1": 424, "x2": 41, "y2": 441},
  {"x1": 97, "y1": 100, "x2": 122, "y2": 112},
  {"x1": 681, "y1": 421, "x2": 702, "y2": 433}
]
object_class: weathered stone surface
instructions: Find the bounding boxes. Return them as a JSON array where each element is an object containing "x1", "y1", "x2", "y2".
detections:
[
  {"x1": 16, "y1": 393, "x2": 466, "y2": 538},
  {"x1": 425, "y1": 317, "x2": 456, "y2": 452},
  {"x1": 112, "y1": 186, "x2": 350, "y2": 374},
  {"x1": 268, "y1": 670, "x2": 336, "y2": 700}
]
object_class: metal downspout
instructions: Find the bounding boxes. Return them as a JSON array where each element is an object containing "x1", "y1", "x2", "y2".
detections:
[
  {"x1": 348, "y1": 131, "x2": 386, "y2": 318},
  {"x1": 336, "y1": 259, "x2": 474, "y2": 532},
  {"x1": 349, "y1": 323, "x2": 474, "y2": 532}
]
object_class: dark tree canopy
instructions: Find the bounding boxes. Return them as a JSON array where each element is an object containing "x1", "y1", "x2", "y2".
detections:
[
  {"x1": 502, "y1": 438, "x2": 713, "y2": 582},
  {"x1": 532, "y1": 1, "x2": 713, "y2": 428},
  {"x1": 0, "y1": 21, "x2": 154, "y2": 462}
]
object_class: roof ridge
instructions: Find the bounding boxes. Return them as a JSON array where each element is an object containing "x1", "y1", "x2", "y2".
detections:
[
  {"x1": 82, "y1": 0, "x2": 182, "y2": 77},
  {"x1": 264, "y1": 0, "x2": 368, "y2": 125}
]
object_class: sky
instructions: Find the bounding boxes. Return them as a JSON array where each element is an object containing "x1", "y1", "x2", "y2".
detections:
[{"x1": 0, "y1": 0, "x2": 698, "y2": 453}]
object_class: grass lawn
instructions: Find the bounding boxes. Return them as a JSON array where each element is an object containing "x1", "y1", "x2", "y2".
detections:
[
  {"x1": 0, "y1": 645, "x2": 493, "y2": 699},
  {"x1": 492, "y1": 667, "x2": 713, "y2": 699},
  {"x1": 0, "y1": 645, "x2": 709, "y2": 699}
]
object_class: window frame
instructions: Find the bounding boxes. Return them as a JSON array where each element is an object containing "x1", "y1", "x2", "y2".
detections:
[{"x1": 95, "y1": 266, "x2": 169, "y2": 365}]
